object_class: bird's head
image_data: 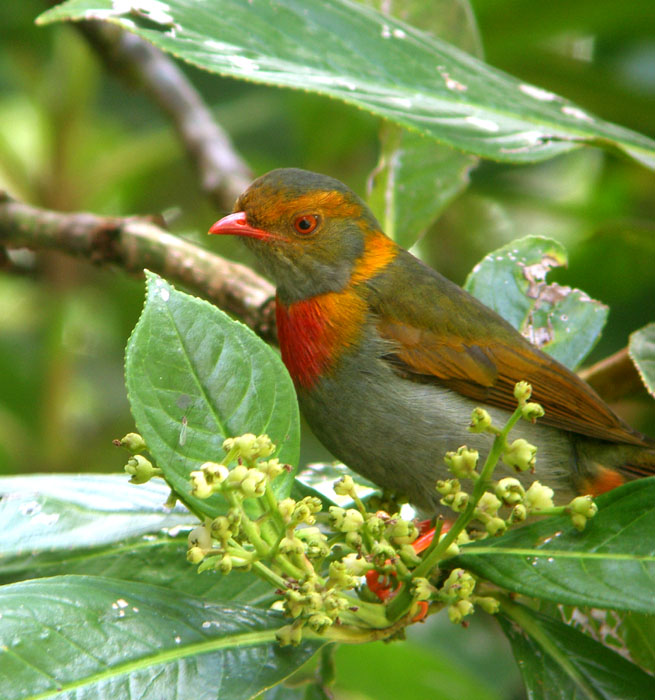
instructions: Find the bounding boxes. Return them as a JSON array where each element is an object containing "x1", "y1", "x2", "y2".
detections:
[{"x1": 209, "y1": 168, "x2": 385, "y2": 303}]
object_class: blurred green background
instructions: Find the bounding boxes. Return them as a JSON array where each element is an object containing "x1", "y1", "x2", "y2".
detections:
[{"x1": 1, "y1": 2, "x2": 654, "y2": 697}]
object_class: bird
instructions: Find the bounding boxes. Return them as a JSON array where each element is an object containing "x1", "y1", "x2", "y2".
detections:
[{"x1": 209, "y1": 168, "x2": 655, "y2": 512}]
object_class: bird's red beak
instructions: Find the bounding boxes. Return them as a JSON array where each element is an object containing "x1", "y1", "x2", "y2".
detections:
[{"x1": 208, "y1": 211, "x2": 279, "y2": 241}]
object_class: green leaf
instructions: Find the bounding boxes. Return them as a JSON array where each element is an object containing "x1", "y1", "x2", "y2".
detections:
[
  {"x1": 0, "y1": 474, "x2": 194, "y2": 557},
  {"x1": 0, "y1": 576, "x2": 322, "y2": 700},
  {"x1": 498, "y1": 601, "x2": 655, "y2": 699},
  {"x1": 125, "y1": 272, "x2": 299, "y2": 518},
  {"x1": 557, "y1": 606, "x2": 655, "y2": 676},
  {"x1": 619, "y1": 613, "x2": 655, "y2": 674},
  {"x1": 37, "y1": 0, "x2": 655, "y2": 169},
  {"x1": 0, "y1": 531, "x2": 274, "y2": 606},
  {"x1": 332, "y1": 638, "x2": 502, "y2": 700},
  {"x1": 368, "y1": 125, "x2": 478, "y2": 248},
  {"x1": 629, "y1": 322, "x2": 655, "y2": 397},
  {"x1": 464, "y1": 236, "x2": 607, "y2": 369},
  {"x1": 365, "y1": 0, "x2": 480, "y2": 247},
  {"x1": 452, "y1": 479, "x2": 655, "y2": 613}
]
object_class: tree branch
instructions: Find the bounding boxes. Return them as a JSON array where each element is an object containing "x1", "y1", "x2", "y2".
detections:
[
  {"x1": 579, "y1": 348, "x2": 646, "y2": 402},
  {"x1": 0, "y1": 192, "x2": 276, "y2": 341},
  {"x1": 78, "y1": 20, "x2": 251, "y2": 211}
]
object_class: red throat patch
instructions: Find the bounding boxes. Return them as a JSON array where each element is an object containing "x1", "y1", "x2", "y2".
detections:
[
  {"x1": 276, "y1": 291, "x2": 366, "y2": 389},
  {"x1": 275, "y1": 231, "x2": 396, "y2": 389}
]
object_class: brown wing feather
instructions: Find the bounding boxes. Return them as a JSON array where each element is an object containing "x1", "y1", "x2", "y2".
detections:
[{"x1": 376, "y1": 316, "x2": 653, "y2": 449}]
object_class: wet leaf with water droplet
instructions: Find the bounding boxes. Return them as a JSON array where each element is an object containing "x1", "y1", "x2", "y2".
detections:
[
  {"x1": 125, "y1": 272, "x2": 300, "y2": 519},
  {"x1": 37, "y1": 0, "x2": 655, "y2": 169},
  {"x1": 464, "y1": 236, "x2": 607, "y2": 369},
  {"x1": 0, "y1": 577, "x2": 323, "y2": 699},
  {"x1": 453, "y1": 478, "x2": 655, "y2": 613}
]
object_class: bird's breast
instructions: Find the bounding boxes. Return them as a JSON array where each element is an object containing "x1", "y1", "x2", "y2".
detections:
[{"x1": 276, "y1": 291, "x2": 368, "y2": 390}]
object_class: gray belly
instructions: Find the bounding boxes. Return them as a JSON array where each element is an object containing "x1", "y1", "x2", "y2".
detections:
[{"x1": 297, "y1": 341, "x2": 577, "y2": 512}]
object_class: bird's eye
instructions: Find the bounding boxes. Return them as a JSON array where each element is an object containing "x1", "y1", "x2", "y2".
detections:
[{"x1": 293, "y1": 214, "x2": 319, "y2": 235}]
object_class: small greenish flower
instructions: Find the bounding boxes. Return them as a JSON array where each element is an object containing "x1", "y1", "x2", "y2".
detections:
[
  {"x1": 468, "y1": 407, "x2": 493, "y2": 433},
  {"x1": 441, "y1": 491, "x2": 469, "y2": 513},
  {"x1": 365, "y1": 514, "x2": 386, "y2": 538},
  {"x1": 503, "y1": 438, "x2": 537, "y2": 472},
  {"x1": 279, "y1": 535, "x2": 305, "y2": 556},
  {"x1": 444, "y1": 446, "x2": 479, "y2": 479},
  {"x1": 494, "y1": 477, "x2": 525, "y2": 506},
  {"x1": 436, "y1": 478, "x2": 461, "y2": 496},
  {"x1": 345, "y1": 531, "x2": 363, "y2": 548},
  {"x1": 307, "y1": 612, "x2": 333, "y2": 634},
  {"x1": 521, "y1": 402, "x2": 545, "y2": 423},
  {"x1": 568, "y1": 495, "x2": 598, "y2": 518},
  {"x1": 278, "y1": 498, "x2": 296, "y2": 523},
  {"x1": 334, "y1": 475, "x2": 356, "y2": 497},
  {"x1": 200, "y1": 461, "x2": 229, "y2": 486},
  {"x1": 509, "y1": 503, "x2": 527, "y2": 523},
  {"x1": 223, "y1": 433, "x2": 275, "y2": 462},
  {"x1": 328, "y1": 560, "x2": 359, "y2": 590},
  {"x1": 330, "y1": 507, "x2": 364, "y2": 533},
  {"x1": 117, "y1": 432, "x2": 147, "y2": 453},
  {"x1": 188, "y1": 524, "x2": 212, "y2": 550},
  {"x1": 411, "y1": 577, "x2": 435, "y2": 601},
  {"x1": 388, "y1": 519, "x2": 418, "y2": 545},
  {"x1": 475, "y1": 596, "x2": 500, "y2": 614},
  {"x1": 370, "y1": 541, "x2": 396, "y2": 564},
  {"x1": 571, "y1": 513, "x2": 589, "y2": 531},
  {"x1": 225, "y1": 464, "x2": 249, "y2": 488},
  {"x1": 190, "y1": 470, "x2": 212, "y2": 499},
  {"x1": 276, "y1": 623, "x2": 303, "y2": 647},
  {"x1": 475, "y1": 492, "x2": 502, "y2": 519},
  {"x1": 485, "y1": 516, "x2": 507, "y2": 536},
  {"x1": 513, "y1": 381, "x2": 532, "y2": 404},
  {"x1": 284, "y1": 589, "x2": 305, "y2": 618},
  {"x1": 258, "y1": 458, "x2": 284, "y2": 480},
  {"x1": 525, "y1": 481, "x2": 555, "y2": 512},
  {"x1": 218, "y1": 554, "x2": 233, "y2": 574},
  {"x1": 448, "y1": 599, "x2": 474, "y2": 624},
  {"x1": 240, "y1": 470, "x2": 267, "y2": 498},
  {"x1": 441, "y1": 568, "x2": 476, "y2": 600},
  {"x1": 296, "y1": 527, "x2": 329, "y2": 559},
  {"x1": 293, "y1": 497, "x2": 322, "y2": 525},
  {"x1": 125, "y1": 454, "x2": 160, "y2": 484},
  {"x1": 187, "y1": 546, "x2": 205, "y2": 564},
  {"x1": 341, "y1": 552, "x2": 371, "y2": 577}
]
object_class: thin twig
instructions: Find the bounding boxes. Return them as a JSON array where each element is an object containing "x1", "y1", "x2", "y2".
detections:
[
  {"x1": 0, "y1": 192, "x2": 276, "y2": 341},
  {"x1": 78, "y1": 20, "x2": 252, "y2": 211}
]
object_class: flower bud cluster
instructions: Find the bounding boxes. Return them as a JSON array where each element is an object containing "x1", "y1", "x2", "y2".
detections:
[{"x1": 434, "y1": 567, "x2": 501, "y2": 624}]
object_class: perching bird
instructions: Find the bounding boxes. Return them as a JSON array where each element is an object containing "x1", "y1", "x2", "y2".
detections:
[{"x1": 209, "y1": 168, "x2": 655, "y2": 512}]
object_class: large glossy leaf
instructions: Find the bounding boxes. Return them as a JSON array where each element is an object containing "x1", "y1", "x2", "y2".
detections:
[
  {"x1": 125, "y1": 272, "x2": 299, "y2": 519},
  {"x1": 38, "y1": 0, "x2": 655, "y2": 169},
  {"x1": 0, "y1": 576, "x2": 322, "y2": 700},
  {"x1": 365, "y1": 0, "x2": 480, "y2": 247},
  {"x1": 0, "y1": 474, "x2": 194, "y2": 556},
  {"x1": 453, "y1": 479, "x2": 655, "y2": 613},
  {"x1": 0, "y1": 530, "x2": 274, "y2": 606},
  {"x1": 629, "y1": 322, "x2": 655, "y2": 397},
  {"x1": 498, "y1": 602, "x2": 655, "y2": 699},
  {"x1": 464, "y1": 236, "x2": 607, "y2": 369}
]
